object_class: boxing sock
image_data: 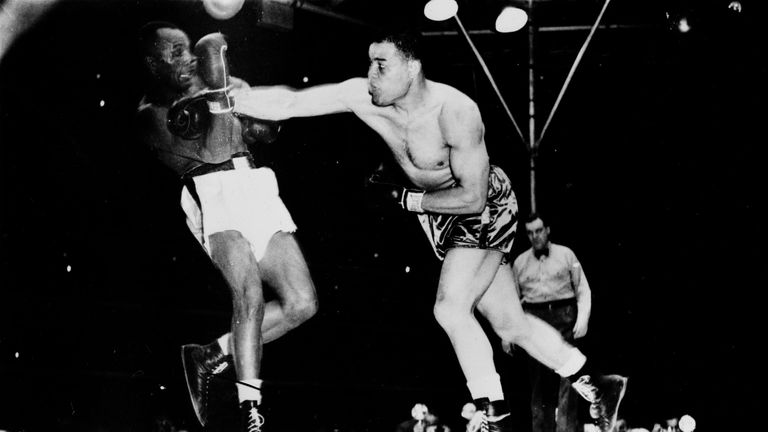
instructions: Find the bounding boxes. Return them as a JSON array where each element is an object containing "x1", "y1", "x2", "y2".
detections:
[
  {"x1": 217, "y1": 333, "x2": 230, "y2": 356},
  {"x1": 237, "y1": 378, "x2": 263, "y2": 404},
  {"x1": 467, "y1": 373, "x2": 505, "y2": 402},
  {"x1": 555, "y1": 346, "x2": 588, "y2": 378}
]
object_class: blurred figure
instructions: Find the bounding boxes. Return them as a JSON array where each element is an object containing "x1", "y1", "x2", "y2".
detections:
[
  {"x1": 397, "y1": 404, "x2": 450, "y2": 432},
  {"x1": 664, "y1": 418, "x2": 679, "y2": 432}
]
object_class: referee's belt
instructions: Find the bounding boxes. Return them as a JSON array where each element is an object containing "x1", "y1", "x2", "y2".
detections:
[
  {"x1": 521, "y1": 297, "x2": 576, "y2": 311},
  {"x1": 181, "y1": 151, "x2": 258, "y2": 180}
]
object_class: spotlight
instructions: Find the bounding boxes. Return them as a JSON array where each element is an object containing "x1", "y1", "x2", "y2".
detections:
[
  {"x1": 460, "y1": 402, "x2": 477, "y2": 420},
  {"x1": 202, "y1": 0, "x2": 245, "y2": 20},
  {"x1": 495, "y1": 6, "x2": 528, "y2": 33},
  {"x1": 679, "y1": 415, "x2": 696, "y2": 432},
  {"x1": 424, "y1": 0, "x2": 458, "y2": 22},
  {"x1": 411, "y1": 403, "x2": 428, "y2": 420},
  {"x1": 728, "y1": 1, "x2": 742, "y2": 13}
]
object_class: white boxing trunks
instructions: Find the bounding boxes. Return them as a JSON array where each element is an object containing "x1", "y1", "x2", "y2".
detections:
[{"x1": 180, "y1": 165, "x2": 297, "y2": 261}]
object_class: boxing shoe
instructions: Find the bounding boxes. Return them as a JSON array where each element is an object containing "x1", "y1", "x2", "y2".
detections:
[
  {"x1": 240, "y1": 400, "x2": 265, "y2": 432},
  {"x1": 571, "y1": 374, "x2": 628, "y2": 432},
  {"x1": 467, "y1": 398, "x2": 514, "y2": 432},
  {"x1": 181, "y1": 342, "x2": 233, "y2": 426}
]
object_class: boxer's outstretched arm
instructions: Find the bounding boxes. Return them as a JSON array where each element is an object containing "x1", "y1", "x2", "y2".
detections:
[{"x1": 233, "y1": 78, "x2": 367, "y2": 121}]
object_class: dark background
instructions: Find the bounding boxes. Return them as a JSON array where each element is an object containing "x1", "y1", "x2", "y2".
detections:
[{"x1": 0, "y1": 0, "x2": 765, "y2": 431}]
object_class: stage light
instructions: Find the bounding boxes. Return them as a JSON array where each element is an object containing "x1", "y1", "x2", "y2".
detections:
[
  {"x1": 461, "y1": 402, "x2": 477, "y2": 420},
  {"x1": 202, "y1": 0, "x2": 245, "y2": 20},
  {"x1": 679, "y1": 415, "x2": 696, "y2": 432},
  {"x1": 405, "y1": 266, "x2": 411, "y2": 273},
  {"x1": 728, "y1": 1, "x2": 742, "y2": 13},
  {"x1": 495, "y1": 6, "x2": 528, "y2": 33},
  {"x1": 66, "y1": 265, "x2": 72, "y2": 272},
  {"x1": 411, "y1": 403, "x2": 428, "y2": 420},
  {"x1": 677, "y1": 16, "x2": 691, "y2": 33},
  {"x1": 424, "y1": 0, "x2": 458, "y2": 22}
]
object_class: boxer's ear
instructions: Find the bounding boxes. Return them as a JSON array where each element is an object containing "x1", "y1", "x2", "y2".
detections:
[{"x1": 407, "y1": 59, "x2": 421, "y2": 78}]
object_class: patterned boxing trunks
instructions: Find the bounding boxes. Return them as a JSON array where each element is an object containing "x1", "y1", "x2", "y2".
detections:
[
  {"x1": 179, "y1": 153, "x2": 297, "y2": 261},
  {"x1": 417, "y1": 165, "x2": 518, "y2": 263}
]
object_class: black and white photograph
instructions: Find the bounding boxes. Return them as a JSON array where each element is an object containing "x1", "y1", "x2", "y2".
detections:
[{"x1": 0, "y1": 1, "x2": 763, "y2": 431}]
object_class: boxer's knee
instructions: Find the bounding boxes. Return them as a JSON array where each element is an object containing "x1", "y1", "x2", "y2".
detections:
[
  {"x1": 284, "y1": 289, "x2": 318, "y2": 328},
  {"x1": 433, "y1": 295, "x2": 472, "y2": 332}
]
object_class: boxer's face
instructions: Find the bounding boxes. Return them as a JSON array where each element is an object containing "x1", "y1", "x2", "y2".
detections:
[
  {"x1": 149, "y1": 28, "x2": 196, "y2": 91},
  {"x1": 525, "y1": 218, "x2": 550, "y2": 252},
  {"x1": 367, "y1": 42, "x2": 414, "y2": 106}
]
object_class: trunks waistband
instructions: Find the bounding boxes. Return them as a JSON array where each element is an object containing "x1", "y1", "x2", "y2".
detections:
[
  {"x1": 181, "y1": 151, "x2": 257, "y2": 180},
  {"x1": 521, "y1": 297, "x2": 576, "y2": 310}
]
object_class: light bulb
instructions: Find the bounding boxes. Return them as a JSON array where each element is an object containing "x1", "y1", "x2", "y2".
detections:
[
  {"x1": 424, "y1": 0, "x2": 458, "y2": 22},
  {"x1": 495, "y1": 6, "x2": 528, "y2": 33}
]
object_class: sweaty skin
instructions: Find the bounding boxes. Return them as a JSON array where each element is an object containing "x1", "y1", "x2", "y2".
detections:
[{"x1": 233, "y1": 41, "x2": 490, "y2": 215}]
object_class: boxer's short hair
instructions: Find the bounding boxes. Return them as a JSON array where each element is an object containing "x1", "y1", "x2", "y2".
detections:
[
  {"x1": 138, "y1": 20, "x2": 181, "y2": 55},
  {"x1": 373, "y1": 28, "x2": 424, "y2": 63}
]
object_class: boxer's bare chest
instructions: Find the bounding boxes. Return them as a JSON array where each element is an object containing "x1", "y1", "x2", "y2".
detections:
[
  {"x1": 144, "y1": 105, "x2": 246, "y2": 175},
  {"x1": 366, "y1": 105, "x2": 449, "y2": 171}
]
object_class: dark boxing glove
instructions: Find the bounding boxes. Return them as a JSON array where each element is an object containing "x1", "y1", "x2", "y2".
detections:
[
  {"x1": 366, "y1": 171, "x2": 425, "y2": 213},
  {"x1": 194, "y1": 33, "x2": 233, "y2": 113},
  {"x1": 167, "y1": 95, "x2": 210, "y2": 140},
  {"x1": 238, "y1": 115, "x2": 281, "y2": 145}
]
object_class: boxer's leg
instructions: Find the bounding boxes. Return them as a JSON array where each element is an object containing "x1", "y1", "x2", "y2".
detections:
[
  {"x1": 258, "y1": 231, "x2": 318, "y2": 342},
  {"x1": 433, "y1": 248, "x2": 514, "y2": 432}
]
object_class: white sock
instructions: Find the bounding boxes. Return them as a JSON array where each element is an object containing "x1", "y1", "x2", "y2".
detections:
[
  {"x1": 555, "y1": 347, "x2": 587, "y2": 377},
  {"x1": 237, "y1": 378, "x2": 263, "y2": 404},
  {"x1": 217, "y1": 334, "x2": 230, "y2": 356},
  {"x1": 466, "y1": 373, "x2": 505, "y2": 401}
]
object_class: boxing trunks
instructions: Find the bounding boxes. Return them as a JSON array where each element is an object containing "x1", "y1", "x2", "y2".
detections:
[
  {"x1": 417, "y1": 165, "x2": 518, "y2": 263},
  {"x1": 180, "y1": 152, "x2": 297, "y2": 261}
]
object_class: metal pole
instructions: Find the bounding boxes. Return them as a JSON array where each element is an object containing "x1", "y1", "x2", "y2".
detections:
[
  {"x1": 453, "y1": 15, "x2": 526, "y2": 143},
  {"x1": 527, "y1": 0, "x2": 537, "y2": 213},
  {"x1": 536, "y1": 0, "x2": 613, "y2": 147}
]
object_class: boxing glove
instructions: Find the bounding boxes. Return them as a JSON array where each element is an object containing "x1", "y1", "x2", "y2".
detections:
[
  {"x1": 366, "y1": 171, "x2": 425, "y2": 213},
  {"x1": 239, "y1": 116, "x2": 281, "y2": 145},
  {"x1": 194, "y1": 33, "x2": 233, "y2": 113},
  {"x1": 167, "y1": 95, "x2": 210, "y2": 140}
]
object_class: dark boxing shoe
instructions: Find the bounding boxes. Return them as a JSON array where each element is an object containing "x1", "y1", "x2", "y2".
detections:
[
  {"x1": 181, "y1": 342, "x2": 233, "y2": 426},
  {"x1": 571, "y1": 374, "x2": 628, "y2": 432},
  {"x1": 240, "y1": 400, "x2": 265, "y2": 432},
  {"x1": 468, "y1": 398, "x2": 514, "y2": 432}
]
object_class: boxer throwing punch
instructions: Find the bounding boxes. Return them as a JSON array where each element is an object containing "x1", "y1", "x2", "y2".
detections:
[
  {"x1": 231, "y1": 30, "x2": 627, "y2": 432},
  {"x1": 136, "y1": 22, "x2": 317, "y2": 432}
]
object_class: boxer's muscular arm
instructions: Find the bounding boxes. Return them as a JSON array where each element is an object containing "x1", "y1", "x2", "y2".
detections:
[
  {"x1": 420, "y1": 97, "x2": 489, "y2": 215},
  {"x1": 233, "y1": 78, "x2": 367, "y2": 120}
]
